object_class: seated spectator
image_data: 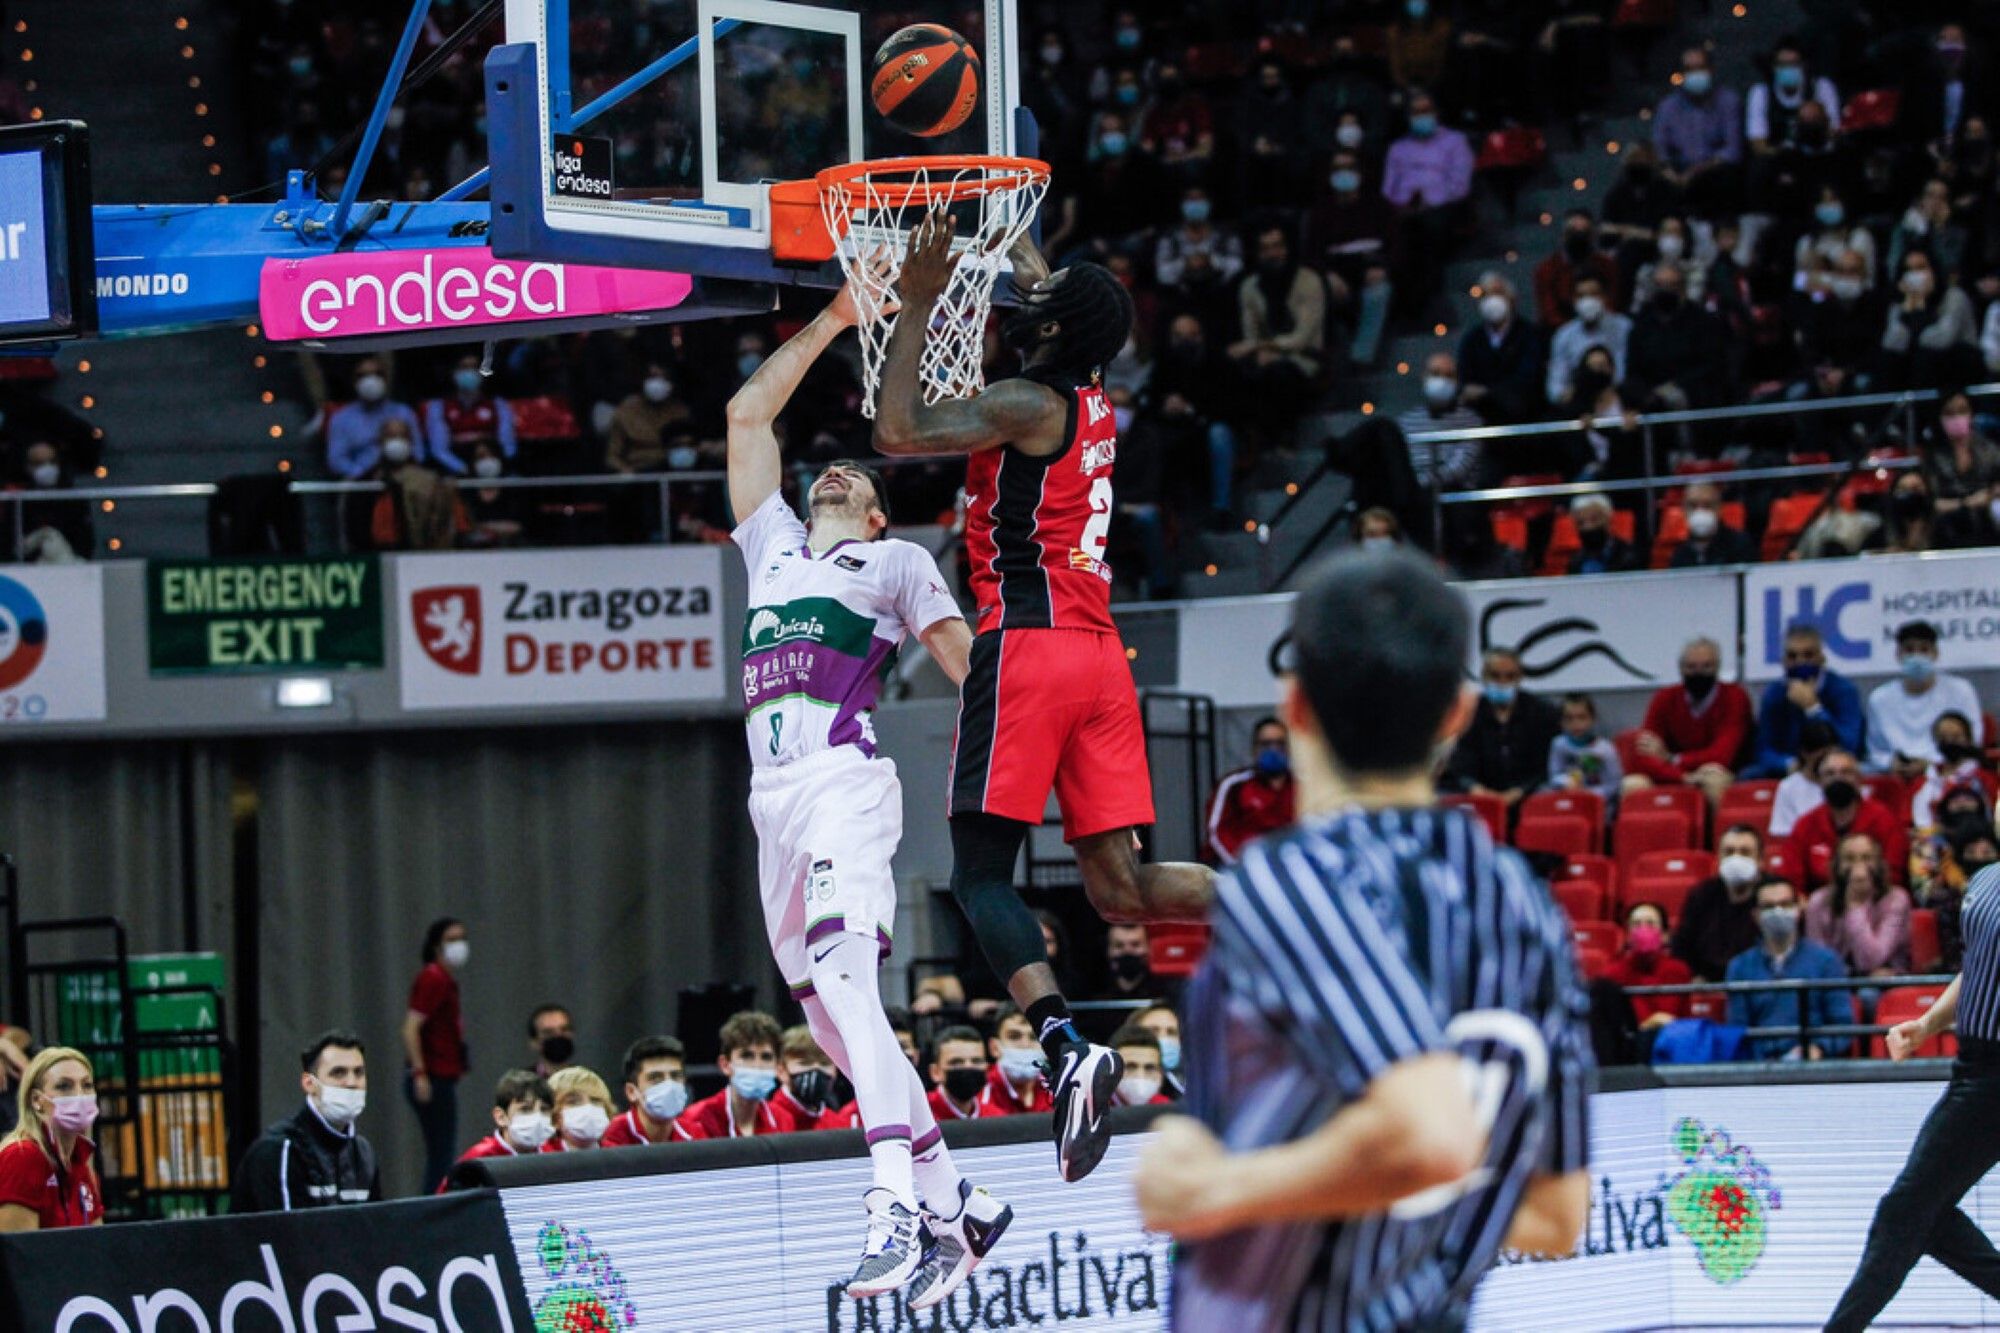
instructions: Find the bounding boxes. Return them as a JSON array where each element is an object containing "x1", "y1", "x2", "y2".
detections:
[
  {"x1": 1303, "y1": 150, "x2": 1399, "y2": 351},
  {"x1": 1204, "y1": 715, "x2": 1296, "y2": 866},
  {"x1": 982, "y1": 1006, "x2": 1053, "y2": 1116},
  {"x1": 1770, "y1": 720, "x2": 1839, "y2": 839},
  {"x1": 370, "y1": 420, "x2": 467, "y2": 552},
  {"x1": 1600, "y1": 142, "x2": 1679, "y2": 264},
  {"x1": 1549, "y1": 692, "x2": 1621, "y2": 810},
  {"x1": 1228, "y1": 225, "x2": 1325, "y2": 434},
  {"x1": 6, "y1": 441, "x2": 92, "y2": 563},
  {"x1": 1457, "y1": 274, "x2": 1545, "y2": 424},
  {"x1": 328, "y1": 357, "x2": 425, "y2": 479},
  {"x1": 424, "y1": 354, "x2": 516, "y2": 475},
  {"x1": 1045, "y1": 113, "x2": 1165, "y2": 261},
  {"x1": 543, "y1": 1067, "x2": 614, "y2": 1152},
  {"x1": 1791, "y1": 249, "x2": 1885, "y2": 385},
  {"x1": 1882, "y1": 470, "x2": 1939, "y2": 554},
  {"x1": 233, "y1": 1032, "x2": 378, "y2": 1213},
  {"x1": 1154, "y1": 187, "x2": 1241, "y2": 287},
  {"x1": 1602, "y1": 901, "x2": 1692, "y2": 1039},
  {"x1": 1382, "y1": 91, "x2": 1473, "y2": 310},
  {"x1": 1547, "y1": 274, "x2": 1631, "y2": 406},
  {"x1": 527, "y1": 1004, "x2": 576, "y2": 1076},
  {"x1": 925, "y1": 1026, "x2": 991, "y2": 1122},
  {"x1": 1136, "y1": 60, "x2": 1215, "y2": 186},
  {"x1": 1442, "y1": 647, "x2": 1562, "y2": 811},
  {"x1": 1562, "y1": 346, "x2": 1644, "y2": 483},
  {"x1": 1887, "y1": 179, "x2": 1970, "y2": 295},
  {"x1": 1567, "y1": 492, "x2": 1640, "y2": 575},
  {"x1": 1746, "y1": 623, "x2": 1863, "y2": 779},
  {"x1": 1881, "y1": 251, "x2": 1980, "y2": 390},
  {"x1": 606, "y1": 363, "x2": 694, "y2": 475},
  {"x1": 1788, "y1": 749, "x2": 1910, "y2": 891},
  {"x1": 447, "y1": 1070, "x2": 555, "y2": 1180},
  {"x1": 1923, "y1": 389, "x2": 2000, "y2": 547},
  {"x1": 0, "y1": 1047, "x2": 103, "y2": 1231},
  {"x1": 1921, "y1": 815, "x2": 1999, "y2": 970},
  {"x1": 1671, "y1": 825, "x2": 1768, "y2": 982},
  {"x1": 1536, "y1": 209, "x2": 1622, "y2": 328},
  {"x1": 1109, "y1": 1025, "x2": 1171, "y2": 1108},
  {"x1": 1867, "y1": 620, "x2": 1982, "y2": 780},
  {"x1": 1909, "y1": 712, "x2": 1999, "y2": 831},
  {"x1": 1092, "y1": 923, "x2": 1179, "y2": 1006},
  {"x1": 1385, "y1": 2, "x2": 1452, "y2": 92},
  {"x1": 1746, "y1": 36, "x2": 1841, "y2": 159},
  {"x1": 1725, "y1": 878, "x2": 1851, "y2": 1060},
  {"x1": 601, "y1": 1036, "x2": 688, "y2": 1147},
  {"x1": 1669, "y1": 481, "x2": 1756, "y2": 568},
  {"x1": 1355, "y1": 507, "x2": 1406, "y2": 551},
  {"x1": 1806, "y1": 833, "x2": 1912, "y2": 978},
  {"x1": 1625, "y1": 636, "x2": 1753, "y2": 803},
  {"x1": 1146, "y1": 312, "x2": 1242, "y2": 526},
  {"x1": 1793, "y1": 188, "x2": 1876, "y2": 295},
  {"x1": 674, "y1": 1011, "x2": 793, "y2": 1139},
  {"x1": 1628, "y1": 260, "x2": 1729, "y2": 410},
  {"x1": 1631, "y1": 218, "x2": 1706, "y2": 309},
  {"x1": 1396, "y1": 351, "x2": 1484, "y2": 489},
  {"x1": 461, "y1": 440, "x2": 526, "y2": 548},
  {"x1": 1236, "y1": 60, "x2": 1309, "y2": 209},
  {"x1": 1133, "y1": 1003, "x2": 1183, "y2": 1099},
  {"x1": 774, "y1": 1026, "x2": 840, "y2": 1130},
  {"x1": 1651, "y1": 47, "x2": 1742, "y2": 217}
]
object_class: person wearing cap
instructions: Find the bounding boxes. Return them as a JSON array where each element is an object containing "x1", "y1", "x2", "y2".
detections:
[{"x1": 1867, "y1": 621, "x2": 1981, "y2": 782}]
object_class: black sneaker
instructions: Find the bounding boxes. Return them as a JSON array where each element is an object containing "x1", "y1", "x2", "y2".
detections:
[{"x1": 1045, "y1": 1042, "x2": 1123, "y2": 1183}]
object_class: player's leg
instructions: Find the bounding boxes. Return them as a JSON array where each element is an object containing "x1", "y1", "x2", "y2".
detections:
[{"x1": 1071, "y1": 830, "x2": 1214, "y2": 924}]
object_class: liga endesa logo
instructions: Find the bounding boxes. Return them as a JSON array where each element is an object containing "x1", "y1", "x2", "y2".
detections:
[{"x1": 0, "y1": 573, "x2": 49, "y2": 691}]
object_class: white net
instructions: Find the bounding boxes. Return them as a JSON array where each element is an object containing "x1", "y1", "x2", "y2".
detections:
[{"x1": 818, "y1": 157, "x2": 1050, "y2": 418}]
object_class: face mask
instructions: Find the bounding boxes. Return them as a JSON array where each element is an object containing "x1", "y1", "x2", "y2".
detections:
[
  {"x1": 1720, "y1": 853, "x2": 1761, "y2": 888},
  {"x1": 315, "y1": 1081, "x2": 366, "y2": 1128},
  {"x1": 539, "y1": 1035, "x2": 575, "y2": 1065},
  {"x1": 1040, "y1": 44, "x2": 1063, "y2": 65},
  {"x1": 442, "y1": 939, "x2": 470, "y2": 968},
  {"x1": 454, "y1": 369, "x2": 483, "y2": 394},
  {"x1": 1407, "y1": 0, "x2": 1429, "y2": 17},
  {"x1": 1484, "y1": 682, "x2": 1517, "y2": 709},
  {"x1": 662, "y1": 444, "x2": 697, "y2": 471},
  {"x1": 1774, "y1": 66, "x2": 1805, "y2": 93},
  {"x1": 1785, "y1": 662, "x2": 1819, "y2": 682},
  {"x1": 380, "y1": 437, "x2": 413, "y2": 465},
  {"x1": 1157, "y1": 77, "x2": 1182, "y2": 99},
  {"x1": 28, "y1": 463, "x2": 59, "y2": 488},
  {"x1": 1336, "y1": 123, "x2": 1365, "y2": 148},
  {"x1": 473, "y1": 456, "x2": 503, "y2": 480},
  {"x1": 562, "y1": 1104, "x2": 609, "y2": 1144},
  {"x1": 787, "y1": 1068, "x2": 832, "y2": 1113},
  {"x1": 1759, "y1": 906, "x2": 1798, "y2": 947},
  {"x1": 355, "y1": 374, "x2": 387, "y2": 403},
  {"x1": 643, "y1": 376, "x2": 672, "y2": 403},
  {"x1": 1115, "y1": 84, "x2": 1140, "y2": 107},
  {"x1": 1480, "y1": 294, "x2": 1510, "y2": 326},
  {"x1": 1361, "y1": 534, "x2": 1396, "y2": 552},
  {"x1": 1943, "y1": 413, "x2": 1973, "y2": 441},
  {"x1": 1111, "y1": 952, "x2": 1149, "y2": 982},
  {"x1": 1423, "y1": 375, "x2": 1457, "y2": 407},
  {"x1": 1254, "y1": 745, "x2": 1290, "y2": 777},
  {"x1": 1941, "y1": 741, "x2": 1980, "y2": 766},
  {"x1": 1579, "y1": 527, "x2": 1608, "y2": 551},
  {"x1": 1118, "y1": 1075, "x2": 1161, "y2": 1105},
  {"x1": 1903, "y1": 269, "x2": 1934, "y2": 296},
  {"x1": 1410, "y1": 114, "x2": 1438, "y2": 138},
  {"x1": 46, "y1": 1094, "x2": 98, "y2": 1135},
  {"x1": 943, "y1": 1067, "x2": 987, "y2": 1103},
  {"x1": 1682, "y1": 671, "x2": 1718, "y2": 700},
  {"x1": 1181, "y1": 199, "x2": 1210, "y2": 224},
  {"x1": 1099, "y1": 131, "x2": 1129, "y2": 157},
  {"x1": 1569, "y1": 727, "x2": 1597, "y2": 745},
  {"x1": 730, "y1": 1067, "x2": 778, "y2": 1102},
  {"x1": 1682, "y1": 69, "x2": 1712, "y2": 97},
  {"x1": 1815, "y1": 201, "x2": 1844, "y2": 229},
  {"x1": 736, "y1": 353, "x2": 762, "y2": 380},
  {"x1": 641, "y1": 1078, "x2": 689, "y2": 1123},
  {"x1": 1900, "y1": 653, "x2": 1937, "y2": 684},
  {"x1": 1657, "y1": 234, "x2": 1685, "y2": 261},
  {"x1": 1331, "y1": 168, "x2": 1360, "y2": 193},
  {"x1": 1627, "y1": 923, "x2": 1663, "y2": 955},
  {"x1": 997, "y1": 1047, "x2": 1042, "y2": 1084},
  {"x1": 508, "y1": 1111, "x2": 555, "y2": 1150},
  {"x1": 289, "y1": 55, "x2": 316, "y2": 78},
  {"x1": 1966, "y1": 857, "x2": 1999, "y2": 879},
  {"x1": 1115, "y1": 27, "x2": 1140, "y2": 50},
  {"x1": 1822, "y1": 779, "x2": 1860, "y2": 809},
  {"x1": 1686, "y1": 506, "x2": 1719, "y2": 539},
  {"x1": 1573, "y1": 294, "x2": 1605, "y2": 323},
  {"x1": 1157, "y1": 1037, "x2": 1182, "y2": 1071},
  {"x1": 1829, "y1": 276, "x2": 1863, "y2": 301},
  {"x1": 1564, "y1": 232, "x2": 1593, "y2": 262}
]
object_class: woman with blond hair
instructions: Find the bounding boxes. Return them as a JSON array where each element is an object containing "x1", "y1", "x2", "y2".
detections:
[{"x1": 0, "y1": 1046, "x2": 103, "y2": 1230}]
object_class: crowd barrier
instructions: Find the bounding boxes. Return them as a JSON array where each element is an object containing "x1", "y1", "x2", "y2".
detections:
[{"x1": 9, "y1": 1062, "x2": 1999, "y2": 1331}]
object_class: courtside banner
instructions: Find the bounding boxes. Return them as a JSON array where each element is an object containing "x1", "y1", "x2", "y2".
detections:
[
  {"x1": 1745, "y1": 550, "x2": 2000, "y2": 681},
  {"x1": 0, "y1": 1191, "x2": 530, "y2": 1331},
  {"x1": 1176, "y1": 568, "x2": 1739, "y2": 709},
  {"x1": 395, "y1": 546, "x2": 726, "y2": 710},
  {"x1": 0, "y1": 562, "x2": 105, "y2": 725}
]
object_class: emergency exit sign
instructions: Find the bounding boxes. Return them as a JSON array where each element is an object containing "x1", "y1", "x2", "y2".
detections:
[{"x1": 146, "y1": 556, "x2": 384, "y2": 674}]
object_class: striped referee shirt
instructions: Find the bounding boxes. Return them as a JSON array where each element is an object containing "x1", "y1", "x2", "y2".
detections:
[
  {"x1": 1173, "y1": 806, "x2": 1594, "y2": 1333},
  {"x1": 1951, "y1": 866, "x2": 2000, "y2": 1041}
]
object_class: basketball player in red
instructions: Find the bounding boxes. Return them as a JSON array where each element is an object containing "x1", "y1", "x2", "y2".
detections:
[{"x1": 875, "y1": 213, "x2": 1214, "y2": 1184}]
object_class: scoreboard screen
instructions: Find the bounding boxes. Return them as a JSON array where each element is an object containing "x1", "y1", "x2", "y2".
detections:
[{"x1": 0, "y1": 120, "x2": 94, "y2": 343}]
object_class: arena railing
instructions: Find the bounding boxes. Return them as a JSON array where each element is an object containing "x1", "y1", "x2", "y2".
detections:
[{"x1": 1618, "y1": 972, "x2": 1960, "y2": 1064}]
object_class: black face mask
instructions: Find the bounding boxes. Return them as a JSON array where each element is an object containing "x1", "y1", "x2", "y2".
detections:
[
  {"x1": 1965, "y1": 857, "x2": 1999, "y2": 878},
  {"x1": 1651, "y1": 291, "x2": 1683, "y2": 314},
  {"x1": 942, "y1": 1067, "x2": 987, "y2": 1103},
  {"x1": 1157, "y1": 77, "x2": 1182, "y2": 98},
  {"x1": 1823, "y1": 779, "x2": 1860, "y2": 809},
  {"x1": 1564, "y1": 231, "x2": 1592, "y2": 261},
  {"x1": 1111, "y1": 953, "x2": 1150, "y2": 982},
  {"x1": 1941, "y1": 741, "x2": 1981, "y2": 766},
  {"x1": 1169, "y1": 338, "x2": 1204, "y2": 361},
  {"x1": 1683, "y1": 672, "x2": 1718, "y2": 701},
  {"x1": 788, "y1": 1068, "x2": 832, "y2": 1113},
  {"x1": 1893, "y1": 491, "x2": 1933, "y2": 522},
  {"x1": 1579, "y1": 527, "x2": 1609, "y2": 551},
  {"x1": 539, "y1": 1035, "x2": 575, "y2": 1065}
]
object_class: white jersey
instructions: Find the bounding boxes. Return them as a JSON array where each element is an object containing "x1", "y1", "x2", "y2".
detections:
[{"x1": 733, "y1": 491, "x2": 960, "y2": 767}]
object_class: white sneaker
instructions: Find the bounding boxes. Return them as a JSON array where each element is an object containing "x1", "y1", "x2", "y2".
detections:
[
  {"x1": 843, "y1": 1189, "x2": 931, "y2": 1299},
  {"x1": 907, "y1": 1180, "x2": 1014, "y2": 1312}
]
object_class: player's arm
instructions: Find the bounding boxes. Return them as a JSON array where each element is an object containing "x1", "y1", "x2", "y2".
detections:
[
  {"x1": 1136, "y1": 1052, "x2": 1482, "y2": 1241},
  {"x1": 918, "y1": 616, "x2": 973, "y2": 685},
  {"x1": 1503, "y1": 1170, "x2": 1589, "y2": 1256},
  {"x1": 872, "y1": 212, "x2": 1064, "y2": 459}
]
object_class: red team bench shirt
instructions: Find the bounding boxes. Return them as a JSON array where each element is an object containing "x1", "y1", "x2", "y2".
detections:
[
  {"x1": 670, "y1": 1089, "x2": 803, "y2": 1140},
  {"x1": 0, "y1": 1132, "x2": 102, "y2": 1228},
  {"x1": 601, "y1": 1108, "x2": 676, "y2": 1147},
  {"x1": 980, "y1": 1063, "x2": 1054, "y2": 1115}
]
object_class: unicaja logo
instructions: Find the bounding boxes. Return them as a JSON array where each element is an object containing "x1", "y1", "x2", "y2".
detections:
[
  {"x1": 1664, "y1": 1117, "x2": 1780, "y2": 1284},
  {"x1": 530, "y1": 1222, "x2": 637, "y2": 1332},
  {"x1": 748, "y1": 608, "x2": 826, "y2": 647}
]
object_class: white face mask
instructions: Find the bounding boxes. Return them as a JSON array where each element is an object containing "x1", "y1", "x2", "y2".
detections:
[
  {"x1": 1719, "y1": 853, "x2": 1761, "y2": 888},
  {"x1": 355, "y1": 374, "x2": 388, "y2": 403},
  {"x1": 1685, "y1": 506, "x2": 1719, "y2": 539},
  {"x1": 561, "y1": 1103, "x2": 609, "y2": 1144},
  {"x1": 1479, "y1": 294, "x2": 1510, "y2": 325},
  {"x1": 1657, "y1": 234, "x2": 1685, "y2": 260},
  {"x1": 1361, "y1": 535, "x2": 1397, "y2": 552},
  {"x1": 1573, "y1": 295, "x2": 1605, "y2": 323},
  {"x1": 1903, "y1": 268, "x2": 1934, "y2": 295},
  {"x1": 1424, "y1": 375, "x2": 1458, "y2": 407},
  {"x1": 381, "y1": 436, "x2": 413, "y2": 465},
  {"x1": 441, "y1": 939, "x2": 470, "y2": 968},
  {"x1": 314, "y1": 1081, "x2": 366, "y2": 1128},
  {"x1": 1828, "y1": 275, "x2": 1864, "y2": 301},
  {"x1": 507, "y1": 1111, "x2": 554, "y2": 1151},
  {"x1": 1336, "y1": 122, "x2": 1365, "y2": 148},
  {"x1": 1118, "y1": 1075, "x2": 1161, "y2": 1105},
  {"x1": 642, "y1": 376, "x2": 672, "y2": 403},
  {"x1": 473, "y1": 456, "x2": 503, "y2": 480},
  {"x1": 996, "y1": 1047, "x2": 1042, "y2": 1083},
  {"x1": 28, "y1": 462, "x2": 59, "y2": 488},
  {"x1": 642, "y1": 1078, "x2": 689, "y2": 1122}
]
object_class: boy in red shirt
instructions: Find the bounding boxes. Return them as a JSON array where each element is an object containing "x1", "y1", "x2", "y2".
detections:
[
  {"x1": 1789, "y1": 749, "x2": 1910, "y2": 890},
  {"x1": 776, "y1": 1026, "x2": 844, "y2": 1131},
  {"x1": 981, "y1": 1007, "x2": 1054, "y2": 1116},
  {"x1": 673, "y1": 1012, "x2": 800, "y2": 1140},
  {"x1": 440, "y1": 1069, "x2": 554, "y2": 1189},
  {"x1": 927, "y1": 1026, "x2": 992, "y2": 1122},
  {"x1": 602, "y1": 1036, "x2": 689, "y2": 1147}
]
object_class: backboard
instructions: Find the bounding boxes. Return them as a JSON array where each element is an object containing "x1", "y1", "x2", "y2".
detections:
[{"x1": 490, "y1": 0, "x2": 1026, "y2": 285}]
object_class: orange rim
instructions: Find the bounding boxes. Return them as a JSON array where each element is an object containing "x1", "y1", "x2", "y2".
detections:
[{"x1": 816, "y1": 155, "x2": 1049, "y2": 209}]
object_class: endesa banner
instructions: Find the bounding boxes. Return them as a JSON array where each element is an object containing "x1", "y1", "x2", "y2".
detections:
[
  {"x1": 395, "y1": 546, "x2": 727, "y2": 710},
  {"x1": 1176, "y1": 568, "x2": 1739, "y2": 710},
  {"x1": 1746, "y1": 550, "x2": 2000, "y2": 681},
  {"x1": 0, "y1": 563, "x2": 105, "y2": 725},
  {"x1": 0, "y1": 1191, "x2": 529, "y2": 1332},
  {"x1": 257, "y1": 247, "x2": 693, "y2": 343}
]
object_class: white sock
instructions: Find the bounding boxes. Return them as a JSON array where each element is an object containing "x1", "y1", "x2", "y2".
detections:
[{"x1": 809, "y1": 932, "x2": 919, "y2": 1210}]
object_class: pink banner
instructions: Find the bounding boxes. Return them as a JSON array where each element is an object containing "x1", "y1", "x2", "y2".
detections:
[{"x1": 257, "y1": 248, "x2": 693, "y2": 342}]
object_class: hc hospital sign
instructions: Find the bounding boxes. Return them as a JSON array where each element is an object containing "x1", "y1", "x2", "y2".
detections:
[{"x1": 1746, "y1": 555, "x2": 2000, "y2": 679}]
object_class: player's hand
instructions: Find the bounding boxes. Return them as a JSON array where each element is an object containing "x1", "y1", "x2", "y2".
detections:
[
  {"x1": 829, "y1": 246, "x2": 898, "y2": 329},
  {"x1": 898, "y1": 209, "x2": 960, "y2": 308},
  {"x1": 1886, "y1": 1020, "x2": 1927, "y2": 1062},
  {"x1": 1136, "y1": 1115, "x2": 1238, "y2": 1239}
]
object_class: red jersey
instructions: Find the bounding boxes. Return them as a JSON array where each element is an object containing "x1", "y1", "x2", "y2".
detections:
[
  {"x1": 928, "y1": 1088, "x2": 986, "y2": 1122},
  {"x1": 0, "y1": 1133, "x2": 102, "y2": 1228},
  {"x1": 670, "y1": 1089, "x2": 801, "y2": 1140},
  {"x1": 601, "y1": 1108, "x2": 674, "y2": 1147},
  {"x1": 980, "y1": 1064, "x2": 1053, "y2": 1116},
  {"x1": 1205, "y1": 769, "x2": 1298, "y2": 865},
  {"x1": 962, "y1": 375, "x2": 1119, "y2": 635}
]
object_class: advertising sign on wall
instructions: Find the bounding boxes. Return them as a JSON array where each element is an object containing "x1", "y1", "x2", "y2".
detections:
[
  {"x1": 396, "y1": 546, "x2": 727, "y2": 710},
  {"x1": 146, "y1": 557, "x2": 383, "y2": 674},
  {"x1": 0, "y1": 562, "x2": 104, "y2": 724},
  {"x1": 1745, "y1": 550, "x2": 2000, "y2": 680}
]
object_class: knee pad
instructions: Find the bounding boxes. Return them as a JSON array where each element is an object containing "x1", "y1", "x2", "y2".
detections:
[{"x1": 951, "y1": 815, "x2": 1046, "y2": 983}]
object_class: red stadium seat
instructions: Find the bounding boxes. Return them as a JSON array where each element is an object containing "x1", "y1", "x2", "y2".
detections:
[
  {"x1": 1475, "y1": 126, "x2": 1547, "y2": 172},
  {"x1": 1541, "y1": 510, "x2": 1637, "y2": 576},
  {"x1": 1841, "y1": 87, "x2": 1901, "y2": 133},
  {"x1": 1561, "y1": 852, "x2": 1617, "y2": 906},
  {"x1": 1686, "y1": 990, "x2": 1728, "y2": 1022},
  {"x1": 1573, "y1": 920, "x2": 1622, "y2": 956},
  {"x1": 1522, "y1": 791, "x2": 1606, "y2": 851},
  {"x1": 1716, "y1": 780, "x2": 1779, "y2": 843},
  {"x1": 1575, "y1": 946, "x2": 1613, "y2": 980},
  {"x1": 1615, "y1": 811, "x2": 1695, "y2": 880},
  {"x1": 1149, "y1": 924, "x2": 1210, "y2": 977},
  {"x1": 1861, "y1": 774, "x2": 1905, "y2": 812},
  {"x1": 1626, "y1": 850, "x2": 1715, "y2": 922},
  {"x1": 1624, "y1": 786, "x2": 1706, "y2": 844},
  {"x1": 1631, "y1": 849, "x2": 1717, "y2": 883},
  {"x1": 1517, "y1": 814, "x2": 1596, "y2": 859},
  {"x1": 1442, "y1": 792, "x2": 1507, "y2": 843},
  {"x1": 1871, "y1": 986, "x2": 1957, "y2": 1059},
  {"x1": 1763, "y1": 846, "x2": 1794, "y2": 881},
  {"x1": 1761, "y1": 493, "x2": 1823, "y2": 562},
  {"x1": 1910, "y1": 909, "x2": 1942, "y2": 973},
  {"x1": 1554, "y1": 879, "x2": 1607, "y2": 923}
]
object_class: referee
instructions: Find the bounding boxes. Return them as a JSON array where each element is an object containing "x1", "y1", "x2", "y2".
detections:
[
  {"x1": 1826, "y1": 863, "x2": 2000, "y2": 1329},
  {"x1": 1136, "y1": 549, "x2": 1594, "y2": 1332}
]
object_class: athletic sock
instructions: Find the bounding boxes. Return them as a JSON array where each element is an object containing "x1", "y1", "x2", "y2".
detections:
[
  {"x1": 1027, "y1": 995, "x2": 1085, "y2": 1064},
  {"x1": 866, "y1": 1137, "x2": 918, "y2": 1213},
  {"x1": 911, "y1": 1125, "x2": 964, "y2": 1211}
]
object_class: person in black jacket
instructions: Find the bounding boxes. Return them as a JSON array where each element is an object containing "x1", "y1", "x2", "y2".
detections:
[
  {"x1": 1627, "y1": 261, "x2": 1729, "y2": 409},
  {"x1": 232, "y1": 1031, "x2": 382, "y2": 1212},
  {"x1": 1442, "y1": 646, "x2": 1563, "y2": 812},
  {"x1": 1669, "y1": 481, "x2": 1756, "y2": 567}
]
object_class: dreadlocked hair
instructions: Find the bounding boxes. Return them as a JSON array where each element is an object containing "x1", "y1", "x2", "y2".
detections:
[{"x1": 1040, "y1": 263, "x2": 1134, "y2": 379}]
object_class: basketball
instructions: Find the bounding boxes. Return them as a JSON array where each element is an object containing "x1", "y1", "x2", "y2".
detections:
[{"x1": 869, "y1": 24, "x2": 980, "y2": 138}]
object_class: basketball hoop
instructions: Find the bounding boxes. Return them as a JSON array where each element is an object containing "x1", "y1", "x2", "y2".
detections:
[{"x1": 800, "y1": 155, "x2": 1049, "y2": 418}]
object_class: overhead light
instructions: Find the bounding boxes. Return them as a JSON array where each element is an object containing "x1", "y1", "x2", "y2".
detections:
[{"x1": 275, "y1": 677, "x2": 334, "y2": 709}]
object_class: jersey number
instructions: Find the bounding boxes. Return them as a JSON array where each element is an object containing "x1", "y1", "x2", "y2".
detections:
[
  {"x1": 1079, "y1": 476, "x2": 1113, "y2": 562},
  {"x1": 768, "y1": 713, "x2": 784, "y2": 755}
]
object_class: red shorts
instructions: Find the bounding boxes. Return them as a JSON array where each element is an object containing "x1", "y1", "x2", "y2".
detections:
[{"x1": 950, "y1": 628, "x2": 1155, "y2": 841}]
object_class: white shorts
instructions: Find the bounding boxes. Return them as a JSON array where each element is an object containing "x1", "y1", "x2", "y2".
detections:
[{"x1": 748, "y1": 745, "x2": 902, "y2": 993}]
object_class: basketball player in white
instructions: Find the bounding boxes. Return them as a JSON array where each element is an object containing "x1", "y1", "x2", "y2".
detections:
[{"x1": 727, "y1": 266, "x2": 1012, "y2": 1306}]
